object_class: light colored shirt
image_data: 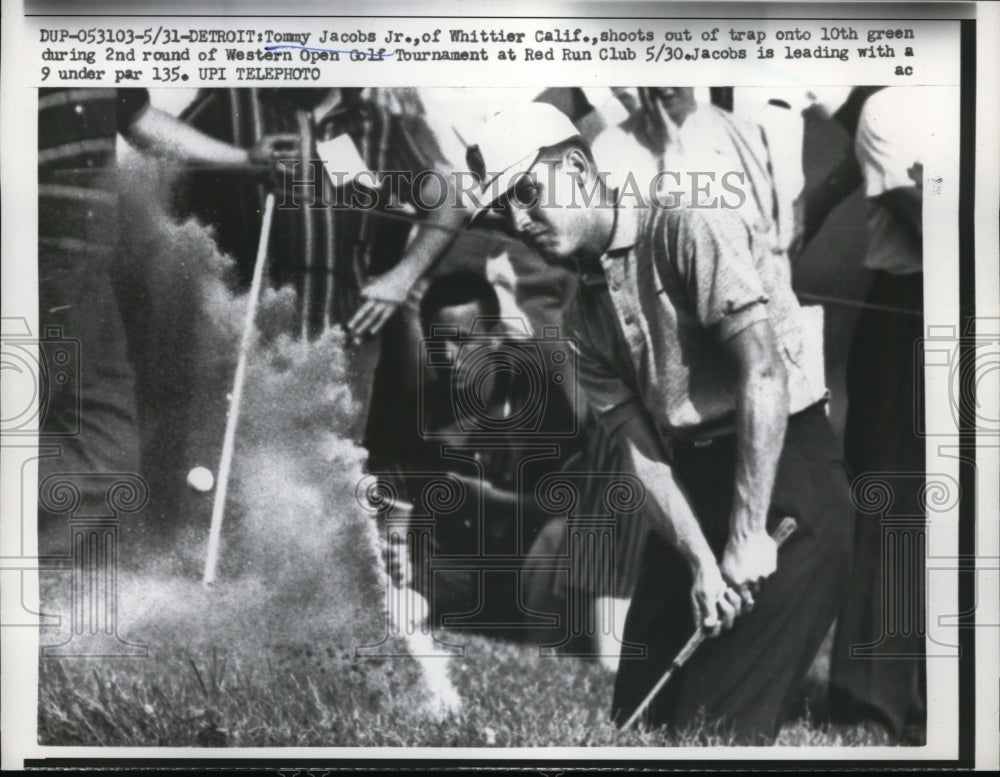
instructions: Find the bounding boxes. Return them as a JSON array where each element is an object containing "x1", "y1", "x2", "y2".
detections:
[
  {"x1": 592, "y1": 103, "x2": 791, "y2": 256},
  {"x1": 855, "y1": 87, "x2": 927, "y2": 275},
  {"x1": 563, "y1": 204, "x2": 827, "y2": 440},
  {"x1": 662, "y1": 104, "x2": 788, "y2": 255}
]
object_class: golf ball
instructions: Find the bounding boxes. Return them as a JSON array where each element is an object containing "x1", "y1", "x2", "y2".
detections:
[{"x1": 187, "y1": 466, "x2": 215, "y2": 492}]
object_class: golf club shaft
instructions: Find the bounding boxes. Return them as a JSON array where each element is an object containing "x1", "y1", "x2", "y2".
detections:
[
  {"x1": 621, "y1": 515, "x2": 799, "y2": 731},
  {"x1": 202, "y1": 191, "x2": 276, "y2": 585}
]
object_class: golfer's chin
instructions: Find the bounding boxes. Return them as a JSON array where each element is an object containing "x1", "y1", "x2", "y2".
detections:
[{"x1": 530, "y1": 238, "x2": 574, "y2": 266}]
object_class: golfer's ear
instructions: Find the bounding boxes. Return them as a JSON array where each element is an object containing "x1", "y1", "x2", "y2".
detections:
[{"x1": 563, "y1": 146, "x2": 591, "y2": 177}]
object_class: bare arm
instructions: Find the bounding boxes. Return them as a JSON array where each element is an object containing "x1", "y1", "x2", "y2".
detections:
[
  {"x1": 370, "y1": 202, "x2": 467, "y2": 294},
  {"x1": 346, "y1": 173, "x2": 470, "y2": 341},
  {"x1": 616, "y1": 413, "x2": 740, "y2": 634},
  {"x1": 617, "y1": 414, "x2": 713, "y2": 567},
  {"x1": 124, "y1": 105, "x2": 298, "y2": 170},
  {"x1": 718, "y1": 317, "x2": 789, "y2": 605}
]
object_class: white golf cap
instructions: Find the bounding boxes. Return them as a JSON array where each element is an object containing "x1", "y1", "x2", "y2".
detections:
[{"x1": 466, "y1": 101, "x2": 581, "y2": 222}]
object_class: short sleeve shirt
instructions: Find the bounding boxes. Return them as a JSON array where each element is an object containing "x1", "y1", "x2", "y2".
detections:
[
  {"x1": 563, "y1": 204, "x2": 826, "y2": 440},
  {"x1": 38, "y1": 88, "x2": 150, "y2": 253}
]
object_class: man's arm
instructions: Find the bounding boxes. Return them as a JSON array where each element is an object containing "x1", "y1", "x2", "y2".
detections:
[
  {"x1": 124, "y1": 105, "x2": 298, "y2": 170},
  {"x1": 346, "y1": 191, "x2": 469, "y2": 342},
  {"x1": 718, "y1": 317, "x2": 789, "y2": 608},
  {"x1": 616, "y1": 413, "x2": 741, "y2": 635},
  {"x1": 663, "y1": 206, "x2": 789, "y2": 606}
]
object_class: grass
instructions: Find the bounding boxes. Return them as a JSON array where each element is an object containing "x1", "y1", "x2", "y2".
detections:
[{"x1": 38, "y1": 631, "x2": 878, "y2": 748}]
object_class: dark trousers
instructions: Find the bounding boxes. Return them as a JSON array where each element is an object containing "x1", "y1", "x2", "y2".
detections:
[
  {"x1": 612, "y1": 403, "x2": 852, "y2": 743},
  {"x1": 829, "y1": 271, "x2": 926, "y2": 741},
  {"x1": 38, "y1": 249, "x2": 140, "y2": 547}
]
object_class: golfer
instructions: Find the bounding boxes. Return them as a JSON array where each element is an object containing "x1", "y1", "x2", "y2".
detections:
[{"x1": 468, "y1": 103, "x2": 852, "y2": 743}]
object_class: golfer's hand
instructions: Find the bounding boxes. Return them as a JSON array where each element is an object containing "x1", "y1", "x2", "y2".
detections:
[
  {"x1": 346, "y1": 270, "x2": 412, "y2": 342},
  {"x1": 247, "y1": 133, "x2": 301, "y2": 168},
  {"x1": 719, "y1": 531, "x2": 778, "y2": 613},
  {"x1": 347, "y1": 298, "x2": 398, "y2": 343},
  {"x1": 690, "y1": 559, "x2": 742, "y2": 637}
]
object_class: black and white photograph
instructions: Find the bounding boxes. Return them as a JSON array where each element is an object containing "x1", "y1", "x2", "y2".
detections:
[{"x1": 1, "y1": 1, "x2": 997, "y2": 771}]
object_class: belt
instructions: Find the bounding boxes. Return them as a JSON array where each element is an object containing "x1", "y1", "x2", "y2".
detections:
[{"x1": 664, "y1": 399, "x2": 828, "y2": 457}]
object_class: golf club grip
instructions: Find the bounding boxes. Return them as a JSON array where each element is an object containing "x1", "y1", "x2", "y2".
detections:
[
  {"x1": 671, "y1": 517, "x2": 797, "y2": 668},
  {"x1": 620, "y1": 515, "x2": 799, "y2": 731}
]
